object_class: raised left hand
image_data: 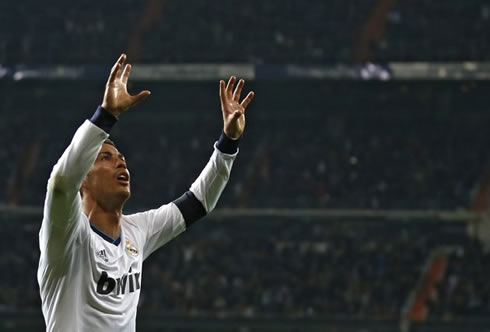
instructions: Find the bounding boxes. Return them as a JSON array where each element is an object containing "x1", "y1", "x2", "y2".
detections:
[{"x1": 219, "y1": 76, "x2": 255, "y2": 139}]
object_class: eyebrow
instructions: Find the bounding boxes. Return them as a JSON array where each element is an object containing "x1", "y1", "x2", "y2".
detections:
[
  {"x1": 100, "y1": 151, "x2": 112, "y2": 157},
  {"x1": 99, "y1": 151, "x2": 126, "y2": 160}
]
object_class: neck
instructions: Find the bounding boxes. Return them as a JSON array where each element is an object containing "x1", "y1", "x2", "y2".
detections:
[{"x1": 82, "y1": 198, "x2": 123, "y2": 239}]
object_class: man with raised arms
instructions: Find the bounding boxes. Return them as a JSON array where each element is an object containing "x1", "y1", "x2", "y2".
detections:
[{"x1": 37, "y1": 54, "x2": 254, "y2": 331}]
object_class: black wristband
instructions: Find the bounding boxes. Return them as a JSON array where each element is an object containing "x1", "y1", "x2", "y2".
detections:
[
  {"x1": 216, "y1": 131, "x2": 240, "y2": 154},
  {"x1": 89, "y1": 106, "x2": 118, "y2": 134}
]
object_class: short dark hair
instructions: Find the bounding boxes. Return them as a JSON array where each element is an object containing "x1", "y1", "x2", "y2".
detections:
[{"x1": 104, "y1": 138, "x2": 116, "y2": 147}]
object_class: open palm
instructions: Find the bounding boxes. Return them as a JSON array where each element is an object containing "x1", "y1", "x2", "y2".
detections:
[
  {"x1": 220, "y1": 76, "x2": 254, "y2": 139},
  {"x1": 102, "y1": 54, "x2": 151, "y2": 118}
]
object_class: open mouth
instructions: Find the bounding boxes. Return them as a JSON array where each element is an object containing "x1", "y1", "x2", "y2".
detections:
[{"x1": 116, "y1": 173, "x2": 130, "y2": 185}]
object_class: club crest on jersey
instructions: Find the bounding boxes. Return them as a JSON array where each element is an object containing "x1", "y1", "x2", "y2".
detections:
[{"x1": 125, "y1": 238, "x2": 139, "y2": 257}]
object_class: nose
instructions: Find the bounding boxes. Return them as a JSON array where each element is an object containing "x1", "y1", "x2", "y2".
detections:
[{"x1": 116, "y1": 159, "x2": 127, "y2": 169}]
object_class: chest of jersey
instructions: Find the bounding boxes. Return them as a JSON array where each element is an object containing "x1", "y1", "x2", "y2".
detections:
[{"x1": 90, "y1": 233, "x2": 143, "y2": 299}]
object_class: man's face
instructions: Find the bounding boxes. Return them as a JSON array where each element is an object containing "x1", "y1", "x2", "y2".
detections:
[{"x1": 81, "y1": 143, "x2": 131, "y2": 205}]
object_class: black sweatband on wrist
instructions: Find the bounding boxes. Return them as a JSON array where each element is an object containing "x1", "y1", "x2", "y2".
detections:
[
  {"x1": 216, "y1": 131, "x2": 240, "y2": 154},
  {"x1": 89, "y1": 106, "x2": 118, "y2": 134},
  {"x1": 173, "y1": 191, "x2": 207, "y2": 228}
]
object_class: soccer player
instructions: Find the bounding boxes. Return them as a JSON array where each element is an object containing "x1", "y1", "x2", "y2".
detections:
[{"x1": 37, "y1": 54, "x2": 254, "y2": 331}]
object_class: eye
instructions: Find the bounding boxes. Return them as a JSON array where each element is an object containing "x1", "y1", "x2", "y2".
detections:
[{"x1": 101, "y1": 155, "x2": 110, "y2": 161}]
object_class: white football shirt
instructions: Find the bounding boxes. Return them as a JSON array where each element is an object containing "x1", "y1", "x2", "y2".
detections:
[{"x1": 38, "y1": 120, "x2": 236, "y2": 331}]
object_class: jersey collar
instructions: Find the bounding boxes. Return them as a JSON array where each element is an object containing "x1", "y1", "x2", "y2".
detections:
[{"x1": 90, "y1": 224, "x2": 121, "y2": 246}]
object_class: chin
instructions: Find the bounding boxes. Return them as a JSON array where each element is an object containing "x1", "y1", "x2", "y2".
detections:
[
  {"x1": 116, "y1": 189, "x2": 131, "y2": 202},
  {"x1": 121, "y1": 190, "x2": 131, "y2": 200}
]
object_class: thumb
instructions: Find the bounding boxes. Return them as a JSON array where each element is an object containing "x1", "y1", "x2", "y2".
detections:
[{"x1": 131, "y1": 90, "x2": 151, "y2": 105}]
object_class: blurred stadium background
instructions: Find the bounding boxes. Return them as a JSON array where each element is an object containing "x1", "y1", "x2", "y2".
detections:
[{"x1": 2, "y1": 0, "x2": 490, "y2": 331}]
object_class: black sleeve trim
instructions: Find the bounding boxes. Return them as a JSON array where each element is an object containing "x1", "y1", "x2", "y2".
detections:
[
  {"x1": 89, "y1": 106, "x2": 118, "y2": 133},
  {"x1": 216, "y1": 131, "x2": 240, "y2": 154},
  {"x1": 173, "y1": 191, "x2": 207, "y2": 227}
]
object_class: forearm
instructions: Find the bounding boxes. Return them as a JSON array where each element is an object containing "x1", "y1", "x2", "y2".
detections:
[
  {"x1": 173, "y1": 132, "x2": 238, "y2": 227},
  {"x1": 48, "y1": 107, "x2": 115, "y2": 194},
  {"x1": 190, "y1": 132, "x2": 239, "y2": 212},
  {"x1": 174, "y1": 74, "x2": 252, "y2": 225}
]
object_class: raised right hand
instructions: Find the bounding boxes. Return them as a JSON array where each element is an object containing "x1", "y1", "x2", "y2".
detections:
[{"x1": 102, "y1": 54, "x2": 151, "y2": 118}]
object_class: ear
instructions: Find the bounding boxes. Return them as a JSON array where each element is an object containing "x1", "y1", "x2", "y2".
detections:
[{"x1": 80, "y1": 175, "x2": 89, "y2": 198}]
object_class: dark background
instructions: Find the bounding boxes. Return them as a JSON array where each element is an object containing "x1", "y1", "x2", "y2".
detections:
[{"x1": 1, "y1": 1, "x2": 490, "y2": 331}]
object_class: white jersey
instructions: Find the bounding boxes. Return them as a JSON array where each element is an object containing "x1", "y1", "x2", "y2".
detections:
[{"x1": 37, "y1": 120, "x2": 236, "y2": 331}]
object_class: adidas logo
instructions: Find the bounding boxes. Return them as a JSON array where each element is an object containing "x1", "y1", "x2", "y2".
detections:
[{"x1": 96, "y1": 249, "x2": 109, "y2": 263}]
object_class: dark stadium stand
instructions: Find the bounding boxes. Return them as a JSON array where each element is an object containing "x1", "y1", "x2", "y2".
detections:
[
  {"x1": 1, "y1": 80, "x2": 489, "y2": 332},
  {"x1": 0, "y1": 0, "x2": 144, "y2": 64},
  {"x1": 1, "y1": 80, "x2": 489, "y2": 211},
  {"x1": 428, "y1": 240, "x2": 490, "y2": 319},
  {"x1": 1, "y1": 0, "x2": 490, "y2": 64},
  {"x1": 2, "y1": 1, "x2": 490, "y2": 330},
  {"x1": 373, "y1": 1, "x2": 490, "y2": 61},
  {"x1": 140, "y1": 219, "x2": 440, "y2": 318},
  {"x1": 0, "y1": 213, "x2": 487, "y2": 331},
  {"x1": 0, "y1": 214, "x2": 463, "y2": 317}
]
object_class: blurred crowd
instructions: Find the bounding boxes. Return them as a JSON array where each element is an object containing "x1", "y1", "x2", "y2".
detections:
[
  {"x1": 0, "y1": 214, "x2": 486, "y2": 324},
  {"x1": 428, "y1": 240, "x2": 490, "y2": 319},
  {"x1": 1, "y1": 0, "x2": 490, "y2": 328},
  {"x1": 139, "y1": 220, "x2": 434, "y2": 318},
  {"x1": 1, "y1": 80, "x2": 489, "y2": 211},
  {"x1": 1, "y1": 79, "x2": 490, "y2": 321},
  {"x1": 0, "y1": 215, "x2": 449, "y2": 319},
  {"x1": 1, "y1": 214, "x2": 485, "y2": 320},
  {"x1": 0, "y1": 0, "x2": 142, "y2": 64},
  {"x1": 1, "y1": 0, "x2": 490, "y2": 64},
  {"x1": 374, "y1": 1, "x2": 490, "y2": 61}
]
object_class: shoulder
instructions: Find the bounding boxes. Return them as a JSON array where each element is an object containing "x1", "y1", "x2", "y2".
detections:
[
  {"x1": 124, "y1": 203, "x2": 181, "y2": 223},
  {"x1": 122, "y1": 213, "x2": 143, "y2": 231}
]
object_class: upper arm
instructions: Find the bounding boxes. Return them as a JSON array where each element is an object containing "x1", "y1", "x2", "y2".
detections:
[
  {"x1": 39, "y1": 119, "x2": 109, "y2": 261},
  {"x1": 39, "y1": 187, "x2": 84, "y2": 262}
]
